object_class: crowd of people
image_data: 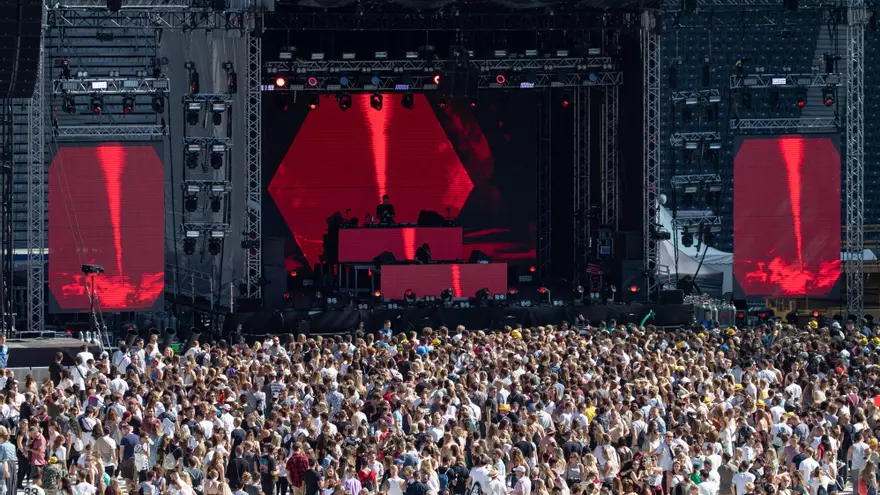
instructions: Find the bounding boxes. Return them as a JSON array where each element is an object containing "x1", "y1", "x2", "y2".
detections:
[{"x1": 1, "y1": 316, "x2": 879, "y2": 495}]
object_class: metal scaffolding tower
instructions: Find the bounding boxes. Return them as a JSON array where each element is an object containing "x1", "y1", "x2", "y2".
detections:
[
  {"x1": 573, "y1": 87, "x2": 591, "y2": 287},
  {"x1": 642, "y1": 11, "x2": 662, "y2": 298},
  {"x1": 27, "y1": 36, "x2": 46, "y2": 334},
  {"x1": 845, "y1": 0, "x2": 867, "y2": 319},
  {"x1": 244, "y1": 11, "x2": 262, "y2": 300},
  {"x1": 600, "y1": 32, "x2": 620, "y2": 231},
  {"x1": 536, "y1": 90, "x2": 552, "y2": 282}
]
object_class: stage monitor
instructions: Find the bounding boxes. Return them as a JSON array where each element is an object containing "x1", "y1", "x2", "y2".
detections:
[
  {"x1": 48, "y1": 143, "x2": 165, "y2": 312},
  {"x1": 733, "y1": 134, "x2": 841, "y2": 297}
]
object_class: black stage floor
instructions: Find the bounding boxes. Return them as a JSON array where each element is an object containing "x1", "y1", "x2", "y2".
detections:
[
  {"x1": 223, "y1": 303, "x2": 694, "y2": 336},
  {"x1": 6, "y1": 338, "x2": 100, "y2": 368}
]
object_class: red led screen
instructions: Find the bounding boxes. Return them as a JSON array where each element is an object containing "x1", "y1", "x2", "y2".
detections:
[
  {"x1": 381, "y1": 263, "x2": 508, "y2": 299},
  {"x1": 266, "y1": 92, "x2": 537, "y2": 275},
  {"x1": 733, "y1": 135, "x2": 841, "y2": 296},
  {"x1": 48, "y1": 144, "x2": 165, "y2": 311},
  {"x1": 338, "y1": 227, "x2": 463, "y2": 262}
]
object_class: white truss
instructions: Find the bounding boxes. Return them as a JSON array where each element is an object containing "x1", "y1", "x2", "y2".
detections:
[
  {"x1": 244, "y1": 19, "x2": 262, "y2": 300},
  {"x1": 672, "y1": 215, "x2": 723, "y2": 227},
  {"x1": 184, "y1": 136, "x2": 232, "y2": 146},
  {"x1": 56, "y1": 0, "x2": 192, "y2": 8},
  {"x1": 183, "y1": 222, "x2": 231, "y2": 233},
  {"x1": 642, "y1": 11, "x2": 661, "y2": 298},
  {"x1": 53, "y1": 77, "x2": 169, "y2": 95},
  {"x1": 669, "y1": 131, "x2": 721, "y2": 146},
  {"x1": 730, "y1": 73, "x2": 843, "y2": 89},
  {"x1": 55, "y1": 124, "x2": 166, "y2": 138},
  {"x1": 846, "y1": 0, "x2": 867, "y2": 318},
  {"x1": 27, "y1": 15, "x2": 46, "y2": 334},
  {"x1": 48, "y1": 9, "x2": 244, "y2": 30},
  {"x1": 730, "y1": 117, "x2": 839, "y2": 130},
  {"x1": 573, "y1": 86, "x2": 591, "y2": 286},
  {"x1": 671, "y1": 88, "x2": 721, "y2": 103},
  {"x1": 181, "y1": 93, "x2": 233, "y2": 104},
  {"x1": 479, "y1": 72, "x2": 621, "y2": 89},
  {"x1": 664, "y1": 0, "x2": 830, "y2": 8},
  {"x1": 265, "y1": 57, "x2": 614, "y2": 75},
  {"x1": 670, "y1": 174, "x2": 722, "y2": 186}
]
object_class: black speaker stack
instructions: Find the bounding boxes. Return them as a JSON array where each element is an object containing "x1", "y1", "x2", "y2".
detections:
[{"x1": 0, "y1": 0, "x2": 42, "y2": 99}]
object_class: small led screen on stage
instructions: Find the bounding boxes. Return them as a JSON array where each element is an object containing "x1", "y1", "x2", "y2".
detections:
[
  {"x1": 733, "y1": 135, "x2": 841, "y2": 297},
  {"x1": 264, "y1": 92, "x2": 538, "y2": 275},
  {"x1": 48, "y1": 143, "x2": 165, "y2": 312}
]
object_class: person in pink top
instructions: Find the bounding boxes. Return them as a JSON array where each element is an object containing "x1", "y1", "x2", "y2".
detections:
[{"x1": 28, "y1": 425, "x2": 47, "y2": 480}]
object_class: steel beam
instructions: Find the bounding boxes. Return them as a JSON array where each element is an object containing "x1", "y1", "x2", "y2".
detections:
[
  {"x1": 730, "y1": 117, "x2": 839, "y2": 130},
  {"x1": 664, "y1": 0, "x2": 830, "y2": 10},
  {"x1": 27, "y1": 23, "x2": 46, "y2": 334},
  {"x1": 670, "y1": 174, "x2": 722, "y2": 186},
  {"x1": 730, "y1": 73, "x2": 843, "y2": 89},
  {"x1": 266, "y1": 57, "x2": 615, "y2": 75},
  {"x1": 601, "y1": 83, "x2": 620, "y2": 230},
  {"x1": 846, "y1": 0, "x2": 867, "y2": 319},
  {"x1": 244, "y1": 21, "x2": 262, "y2": 301},
  {"x1": 671, "y1": 88, "x2": 721, "y2": 103},
  {"x1": 47, "y1": 9, "x2": 246, "y2": 30},
  {"x1": 54, "y1": 124, "x2": 166, "y2": 138},
  {"x1": 669, "y1": 131, "x2": 721, "y2": 146},
  {"x1": 53, "y1": 77, "x2": 169, "y2": 95},
  {"x1": 573, "y1": 86, "x2": 591, "y2": 287},
  {"x1": 642, "y1": 11, "x2": 661, "y2": 299}
]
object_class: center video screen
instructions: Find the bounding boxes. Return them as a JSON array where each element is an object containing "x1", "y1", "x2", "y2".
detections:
[
  {"x1": 733, "y1": 135, "x2": 841, "y2": 297},
  {"x1": 263, "y1": 92, "x2": 538, "y2": 275}
]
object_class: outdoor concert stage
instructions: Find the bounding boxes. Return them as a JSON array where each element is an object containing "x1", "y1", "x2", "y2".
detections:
[
  {"x1": 5, "y1": 337, "x2": 99, "y2": 368},
  {"x1": 223, "y1": 302, "x2": 694, "y2": 335}
]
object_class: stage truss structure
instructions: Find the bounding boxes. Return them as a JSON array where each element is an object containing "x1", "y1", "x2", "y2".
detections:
[
  {"x1": 27, "y1": 34, "x2": 46, "y2": 333},
  {"x1": 846, "y1": 0, "x2": 867, "y2": 319},
  {"x1": 729, "y1": 117, "x2": 839, "y2": 131},
  {"x1": 729, "y1": 73, "x2": 843, "y2": 88},
  {"x1": 642, "y1": 11, "x2": 662, "y2": 299},
  {"x1": 601, "y1": 33, "x2": 620, "y2": 232},
  {"x1": 244, "y1": 9, "x2": 262, "y2": 301},
  {"x1": 573, "y1": 86, "x2": 591, "y2": 288},
  {"x1": 537, "y1": 90, "x2": 552, "y2": 283}
]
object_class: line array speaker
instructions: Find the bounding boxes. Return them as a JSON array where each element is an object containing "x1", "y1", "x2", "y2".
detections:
[{"x1": 0, "y1": 0, "x2": 42, "y2": 99}]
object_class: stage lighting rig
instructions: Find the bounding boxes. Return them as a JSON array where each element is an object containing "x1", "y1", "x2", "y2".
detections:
[
  {"x1": 186, "y1": 102, "x2": 201, "y2": 126},
  {"x1": 475, "y1": 288, "x2": 490, "y2": 307},
  {"x1": 822, "y1": 86, "x2": 835, "y2": 106},
  {"x1": 223, "y1": 61, "x2": 237, "y2": 94},
  {"x1": 308, "y1": 95, "x2": 320, "y2": 111},
  {"x1": 152, "y1": 96, "x2": 165, "y2": 114},
  {"x1": 185, "y1": 144, "x2": 202, "y2": 169},
  {"x1": 211, "y1": 102, "x2": 226, "y2": 126},
  {"x1": 441, "y1": 289, "x2": 454, "y2": 306},
  {"x1": 574, "y1": 285, "x2": 586, "y2": 305},
  {"x1": 404, "y1": 289, "x2": 417, "y2": 305},
  {"x1": 122, "y1": 96, "x2": 135, "y2": 114},
  {"x1": 184, "y1": 183, "x2": 200, "y2": 212},
  {"x1": 370, "y1": 93, "x2": 383, "y2": 111},
  {"x1": 337, "y1": 93, "x2": 352, "y2": 110},
  {"x1": 507, "y1": 288, "x2": 519, "y2": 306},
  {"x1": 63, "y1": 96, "x2": 77, "y2": 114},
  {"x1": 90, "y1": 96, "x2": 104, "y2": 114},
  {"x1": 537, "y1": 287, "x2": 552, "y2": 306},
  {"x1": 184, "y1": 61, "x2": 200, "y2": 94},
  {"x1": 402, "y1": 93, "x2": 414, "y2": 110}
]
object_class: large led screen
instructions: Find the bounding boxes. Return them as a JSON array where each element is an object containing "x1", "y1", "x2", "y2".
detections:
[
  {"x1": 733, "y1": 135, "x2": 841, "y2": 297},
  {"x1": 48, "y1": 143, "x2": 165, "y2": 311},
  {"x1": 264, "y1": 92, "x2": 537, "y2": 275}
]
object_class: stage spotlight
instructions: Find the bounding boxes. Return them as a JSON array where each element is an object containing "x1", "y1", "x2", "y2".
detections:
[
  {"x1": 432, "y1": 73, "x2": 441, "y2": 85},
  {"x1": 309, "y1": 95, "x2": 320, "y2": 111},
  {"x1": 274, "y1": 76, "x2": 287, "y2": 88},
  {"x1": 372, "y1": 290, "x2": 384, "y2": 305},
  {"x1": 122, "y1": 96, "x2": 135, "y2": 114},
  {"x1": 183, "y1": 238, "x2": 196, "y2": 255},
  {"x1": 186, "y1": 102, "x2": 201, "y2": 125},
  {"x1": 210, "y1": 152, "x2": 223, "y2": 170},
  {"x1": 401, "y1": 92, "x2": 414, "y2": 110},
  {"x1": 208, "y1": 238, "x2": 222, "y2": 256},
  {"x1": 475, "y1": 288, "x2": 490, "y2": 306},
  {"x1": 211, "y1": 102, "x2": 226, "y2": 126},
  {"x1": 507, "y1": 288, "x2": 519, "y2": 305},
  {"x1": 796, "y1": 93, "x2": 806, "y2": 108},
  {"x1": 404, "y1": 289, "x2": 417, "y2": 305},
  {"x1": 63, "y1": 96, "x2": 77, "y2": 115},
  {"x1": 370, "y1": 93, "x2": 383, "y2": 111},
  {"x1": 185, "y1": 143, "x2": 201, "y2": 169},
  {"x1": 537, "y1": 287, "x2": 552, "y2": 306},
  {"x1": 184, "y1": 193, "x2": 198, "y2": 212},
  {"x1": 470, "y1": 98, "x2": 478, "y2": 108},
  {"x1": 151, "y1": 96, "x2": 165, "y2": 114},
  {"x1": 210, "y1": 197, "x2": 221, "y2": 213},
  {"x1": 681, "y1": 233, "x2": 694, "y2": 248},
  {"x1": 562, "y1": 94, "x2": 571, "y2": 108},
  {"x1": 822, "y1": 86, "x2": 834, "y2": 106},
  {"x1": 438, "y1": 98, "x2": 448, "y2": 109},
  {"x1": 91, "y1": 96, "x2": 104, "y2": 115},
  {"x1": 574, "y1": 285, "x2": 586, "y2": 305},
  {"x1": 703, "y1": 232, "x2": 716, "y2": 247},
  {"x1": 337, "y1": 93, "x2": 352, "y2": 110},
  {"x1": 495, "y1": 74, "x2": 507, "y2": 85},
  {"x1": 307, "y1": 77, "x2": 318, "y2": 87},
  {"x1": 440, "y1": 288, "x2": 454, "y2": 305}
]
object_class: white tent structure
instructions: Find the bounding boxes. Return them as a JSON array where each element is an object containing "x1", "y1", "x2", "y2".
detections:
[{"x1": 657, "y1": 206, "x2": 877, "y2": 296}]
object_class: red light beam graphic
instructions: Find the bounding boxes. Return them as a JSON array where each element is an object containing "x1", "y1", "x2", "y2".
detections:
[
  {"x1": 778, "y1": 137, "x2": 805, "y2": 269},
  {"x1": 363, "y1": 93, "x2": 391, "y2": 202},
  {"x1": 97, "y1": 145, "x2": 126, "y2": 277}
]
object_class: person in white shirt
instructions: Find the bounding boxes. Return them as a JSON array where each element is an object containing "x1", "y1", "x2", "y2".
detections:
[
  {"x1": 75, "y1": 345, "x2": 94, "y2": 369},
  {"x1": 468, "y1": 456, "x2": 493, "y2": 494},
  {"x1": 24, "y1": 479, "x2": 46, "y2": 495},
  {"x1": 798, "y1": 448, "x2": 820, "y2": 484},
  {"x1": 848, "y1": 430, "x2": 870, "y2": 489},
  {"x1": 732, "y1": 463, "x2": 756, "y2": 495},
  {"x1": 511, "y1": 466, "x2": 531, "y2": 495},
  {"x1": 486, "y1": 467, "x2": 507, "y2": 495}
]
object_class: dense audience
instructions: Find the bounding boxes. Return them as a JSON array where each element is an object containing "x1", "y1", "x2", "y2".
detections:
[{"x1": 1, "y1": 317, "x2": 880, "y2": 495}]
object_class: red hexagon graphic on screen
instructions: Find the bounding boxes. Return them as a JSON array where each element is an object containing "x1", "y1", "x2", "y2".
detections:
[
  {"x1": 48, "y1": 144, "x2": 165, "y2": 310},
  {"x1": 269, "y1": 94, "x2": 474, "y2": 269}
]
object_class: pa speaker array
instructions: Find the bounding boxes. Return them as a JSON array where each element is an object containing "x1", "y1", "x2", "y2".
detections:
[{"x1": 0, "y1": 0, "x2": 42, "y2": 99}]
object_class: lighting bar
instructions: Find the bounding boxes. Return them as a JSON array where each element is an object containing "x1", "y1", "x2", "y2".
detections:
[
  {"x1": 556, "y1": 50, "x2": 570, "y2": 57},
  {"x1": 684, "y1": 97, "x2": 699, "y2": 105},
  {"x1": 342, "y1": 52, "x2": 356, "y2": 60},
  {"x1": 708, "y1": 94, "x2": 722, "y2": 103},
  {"x1": 186, "y1": 184, "x2": 201, "y2": 194},
  {"x1": 525, "y1": 49, "x2": 538, "y2": 57},
  {"x1": 186, "y1": 102, "x2": 202, "y2": 111},
  {"x1": 186, "y1": 144, "x2": 202, "y2": 153},
  {"x1": 210, "y1": 184, "x2": 227, "y2": 194},
  {"x1": 708, "y1": 141, "x2": 722, "y2": 150},
  {"x1": 211, "y1": 143, "x2": 227, "y2": 153},
  {"x1": 278, "y1": 51, "x2": 293, "y2": 60},
  {"x1": 185, "y1": 230, "x2": 200, "y2": 238},
  {"x1": 684, "y1": 141, "x2": 699, "y2": 150},
  {"x1": 91, "y1": 81, "x2": 108, "y2": 89},
  {"x1": 493, "y1": 50, "x2": 508, "y2": 58},
  {"x1": 210, "y1": 230, "x2": 226, "y2": 238},
  {"x1": 211, "y1": 102, "x2": 227, "y2": 112},
  {"x1": 587, "y1": 48, "x2": 601, "y2": 55},
  {"x1": 405, "y1": 51, "x2": 419, "y2": 59},
  {"x1": 311, "y1": 53, "x2": 324, "y2": 61},
  {"x1": 374, "y1": 51, "x2": 388, "y2": 59}
]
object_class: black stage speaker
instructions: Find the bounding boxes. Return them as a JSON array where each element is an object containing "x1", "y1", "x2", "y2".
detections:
[
  {"x1": 658, "y1": 289, "x2": 684, "y2": 305},
  {"x1": 235, "y1": 297, "x2": 262, "y2": 313},
  {"x1": 417, "y1": 210, "x2": 445, "y2": 227},
  {"x1": 373, "y1": 251, "x2": 396, "y2": 265},
  {"x1": 613, "y1": 260, "x2": 645, "y2": 303},
  {"x1": 0, "y1": 0, "x2": 42, "y2": 98}
]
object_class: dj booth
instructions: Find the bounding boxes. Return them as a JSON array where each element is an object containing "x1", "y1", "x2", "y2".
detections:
[
  {"x1": 338, "y1": 226, "x2": 463, "y2": 262},
  {"x1": 381, "y1": 263, "x2": 507, "y2": 298}
]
